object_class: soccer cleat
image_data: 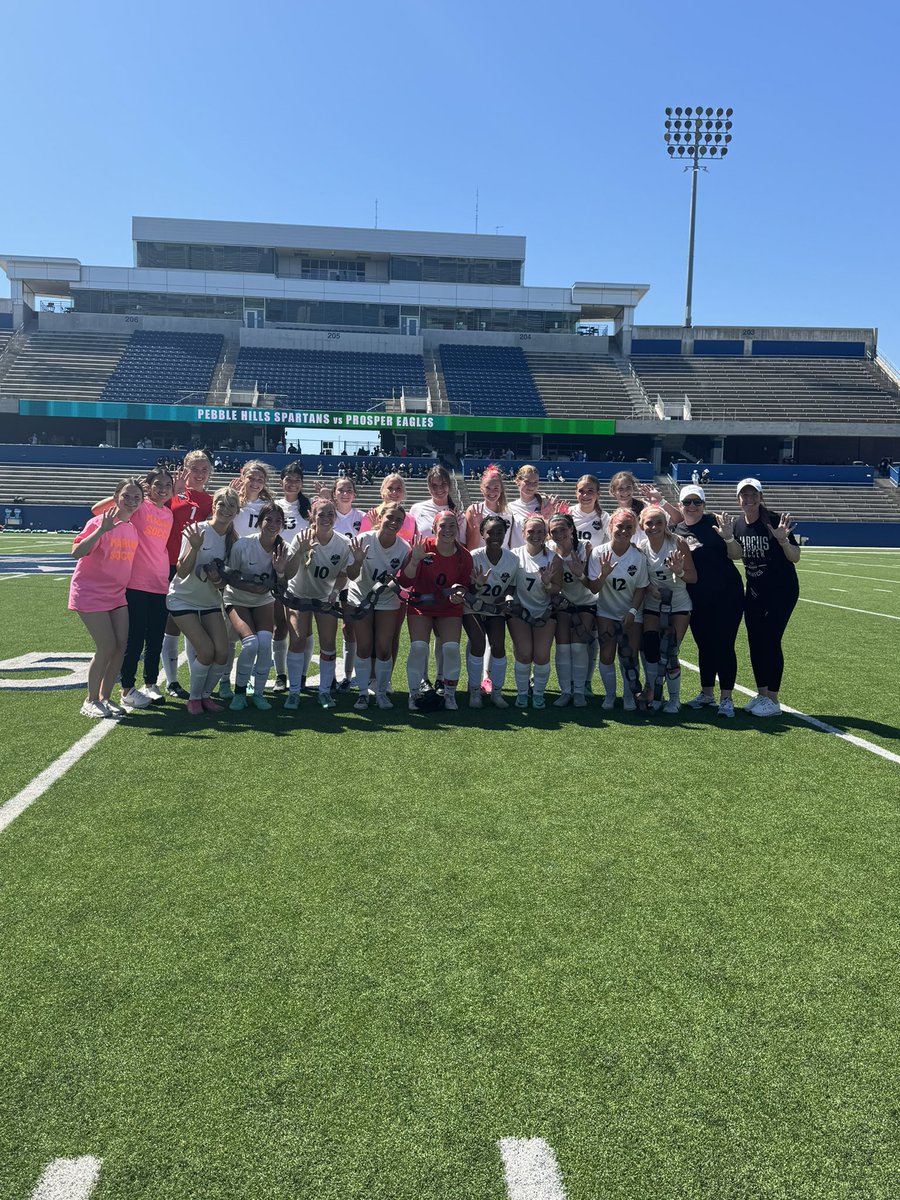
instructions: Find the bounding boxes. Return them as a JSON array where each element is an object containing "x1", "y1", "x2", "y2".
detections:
[
  {"x1": 186, "y1": 699, "x2": 204, "y2": 716},
  {"x1": 444, "y1": 692, "x2": 458, "y2": 711},
  {"x1": 143, "y1": 683, "x2": 165, "y2": 704},
  {"x1": 622, "y1": 691, "x2": 637, "y2": 712},
  {"x1": 434, "y1": 678, "x2": 445, "y2": 697},
  {"x1": 121, "y1": 687, "x2": 152, "y2": 710},
  {"x1": 491, "y1": 692, "x2": 509, "y2": 708},
  {"x1": 687, "y1": 692, "x2": 717, "y2": 708},
  {"x1": 166, "y1": 681, "x2": 189, "y2": 700},
  {"x1": 318, "y1": 691, "x2": 336, "y2": 709},
  {"x1": 375, "y1": 692, "x2": 393, "y2": 710},
  {"x1": 663, "y1": 698, "x2": 681, "y2": 714},
  {"x1": 250, "y1": 694, "x2": 272, "y2": 711},
  {"x1": 573, "y1": 693, "x2": 587, "y2": 708},
  {"x1": 717, "y1": 697, "x2": 735, "y2": 719},
  {"x1": 284, "y1": 692, "x2": 302, "y2": 710},
  {"x1": 354, "y1": 695, "x2": 369, "y2": 711},
  {"x1": 515, "y1": 694, "x2": 529, "y2": 708},
  {"x1": 201, "y1": 697, "x2": 224, "y2": 713},
  {"x1": 469, "y1": 689, "x2": 483, "y2": 709},
  {"x1": 532, "y1": 694, "x2": 546, "y2": 709},
  {"x1": 104, "y1": 700, "x2": 127, "y2": 718},
  {"x1": 272, "y1": 674, "x2": 288, "y2": 694},
  {"x1": 554, "y1": 692, "x2": 572, "y2": 708},
  {"x1": 216, "y1": 680, "x2": 234, "y2": 701},
  {"x1": 229, "y1": 694, "x2": 248, "y2": 711},
  {"x1": 80, "y1": 699, "x2": 108, "y2": 720},
  {"x1": 601, "y1": 693, "x2": 616, "y2": 711},
  {"x1": 336, "y1": 678, "x2": 352, "y2": 694},
  {"x1": 752, "y1": 697, "x2": 782, "y2": 717},
  {"x1": 648, "y1": 699, "x2": 663, "y2": 712}
]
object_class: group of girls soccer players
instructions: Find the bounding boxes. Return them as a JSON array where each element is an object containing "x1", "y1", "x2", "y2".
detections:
[{"x1": 68, "y1": 455, "x2": 800, "y2": 719}]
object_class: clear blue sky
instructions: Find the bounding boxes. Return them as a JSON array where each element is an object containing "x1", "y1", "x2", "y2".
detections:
[{"x1": 2, "y1": 0, "x2": 898, "y2": 359}]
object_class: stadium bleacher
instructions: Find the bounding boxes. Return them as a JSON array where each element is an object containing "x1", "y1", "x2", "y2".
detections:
[
  {"x1": 101, "y1": 330, "x2": 223, "y2": 406},
  {"x1": 439, "y1": 344, "x2": 546, "y2": 417},
  {"x1": 632, "y1": 354, "x2": 900, "y2": 422},
  {"x1": 230, "y1": 348, "x2": 427, "y2": 411},
  {"x1": 0, "y1": 331, "x2": 130, "y2": 403},
  {"x1": 523, "y1": 351, "x2": 635, "y2": 418}
]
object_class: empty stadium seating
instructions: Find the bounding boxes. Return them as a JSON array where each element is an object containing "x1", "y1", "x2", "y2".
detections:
[
  {"x1": 676, "y1": 481, "x2": 900, "y2": 524},
  {"x1": 231, "y1": 348, "x2": 427, "y2": 411},
  {"x1": 0, "y1": 332, "x2": 130, "y2": 403},
  {"x1": 632, "y1": 355, "x2": 900, "y2": 422},
  {"x1": 101, "y1": 331, "x2": 223, "y2": 406},
  {"x1": 524, "y1": 352, "x2": 635, "y2": 418},
  {"x1": 439, "y1": 344, "x2": 546, "y2": 417}
]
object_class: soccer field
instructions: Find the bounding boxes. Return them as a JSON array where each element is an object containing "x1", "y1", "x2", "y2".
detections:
[{"x1": 1, "y1": 544, "x2": 899, "y2": 1199}]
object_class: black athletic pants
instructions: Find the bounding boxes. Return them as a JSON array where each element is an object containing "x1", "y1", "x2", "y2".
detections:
[
  {"x1": 121, "y1": 588, "x2": 168, "y2": 689},
  {"x1": 689, "y1": 587, "x2": 744, "y2": 691},
  {"x1": 744, "y1": 584, "x2": 798, "y2": 693}
]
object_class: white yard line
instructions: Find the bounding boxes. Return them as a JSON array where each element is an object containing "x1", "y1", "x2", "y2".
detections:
[
  {"x1": 0, "y1": 573, "x2": 28, "y2": 581},
  {"x1": 798, "y1": 569, "x2": 899, "y2": 584},
  {"x1": 0, "y1": 721, "x2": 117, "y2": 834},
  {"x1": 797, "y1": 598, "x2": 900, "y2": 621},
  {"x1": 829, "y1": 588, "x2": 848, "y2": 593},
  {"x1": 680, "y1": 658, "x2": 900, "y2": 766},
  {"x1": 30, "y1": 1156, "x2": 102, "y2": 1200},
  {"x1": 498, "y1": 1139, "x2": 567, "y2": 1200}
]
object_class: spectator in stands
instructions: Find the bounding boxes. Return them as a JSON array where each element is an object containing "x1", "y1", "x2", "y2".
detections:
[
  {"x1": 732, "y1": 478, "x2": 800, "y2": 718},
  {"x1": 671, "y1": 485, "x2": 744, "y2": 719},
  {"x1": 68, "y1": 478, "x2": 144, "y2": 718}
]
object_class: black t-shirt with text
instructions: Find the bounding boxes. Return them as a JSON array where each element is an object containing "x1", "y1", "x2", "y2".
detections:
[
  {"x1": 670, "y1": 514, "x2": 743, "y2": 604},
  {"x1": 733, "y1": 511, "x2": 799, "y2": 594}
]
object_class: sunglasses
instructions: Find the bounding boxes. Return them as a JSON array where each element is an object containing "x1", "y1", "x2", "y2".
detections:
[{"x1": 682, "y1": 497, "x2": 704, "y2": 506}]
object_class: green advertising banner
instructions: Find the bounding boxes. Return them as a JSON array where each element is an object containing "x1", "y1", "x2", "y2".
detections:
[{"x1": 18, "y1": 399, "x2": 616, "y2": 437}]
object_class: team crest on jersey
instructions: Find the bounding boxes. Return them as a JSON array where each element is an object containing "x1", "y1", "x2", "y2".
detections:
[
  {"x1": 592, "y1": 520, "x2": 602, "y2": 531},
  {"x1": 390, "y1": 558, "x2": 401, "y2": 569},
  {"x1": 627, "y1": 564, "x2": 638, "y2": 576},
  {"x1": 500, "y1": 572, "x2": 509, "y2": 581},
  {"x1": 330, "y1": 554, "x2": 341, "y2": 565}
]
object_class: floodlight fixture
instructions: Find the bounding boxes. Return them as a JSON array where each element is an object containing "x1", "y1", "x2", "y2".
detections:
[{"x1": 664, "y1": 105, "x2": 735, "y2": 327}]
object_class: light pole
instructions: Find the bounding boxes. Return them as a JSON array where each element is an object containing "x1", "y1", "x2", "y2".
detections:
[{"x1": 664, "y1": 106, "x2": 734, "y2": 328}]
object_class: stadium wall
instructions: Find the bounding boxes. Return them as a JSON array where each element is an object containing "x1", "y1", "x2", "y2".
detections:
[{"x1": 670, "y1": 463, "x2": 875, "y2": 485}]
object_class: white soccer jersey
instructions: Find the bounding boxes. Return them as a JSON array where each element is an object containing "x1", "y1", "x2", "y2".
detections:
[
  {"x1": 639, "y1": 536, "x2": 692, "y2": 614},
  {"x1": 167, "y1": 523, "x2": 229, "y2": 611},
  {"x1": 570, "y1": 505, "x2": 610, "y2": 550},
  {"x1": 594, "y1": 544, "x2": 650, "y2": 621},
  {"x1": 551, "y1": 547, "x2": 597, "y2": 608},
  {"x1": 347, "y1": 531, "x2": 410, "y2": 611},
  {"x1": 511, "y1": 544, "x2": 556, "y2": 617},
  {"x1": 276, "y1": 498, "x2": 309, "y2": 537},
  {"x1": 232, "y1": 498, "x2": 265, "y2": 538},
  {"x1": 334, "y1": 507, "x2": 364, "y2": 537},
  {"x1": 224, "y1": 534, "x2": 277, "y2": 609},
  {"x1": 287, "y1": 531, "x2": 352, "y2": 601},
  {"x1": 469, "y1": 546, "x2": 519, "y2": 611},
  {"x1": 506, "y1": 496, "x2": 541, "y2": 550},
  {"x1": 409, "y1": 499, "x2": 466, "y2": 540}
]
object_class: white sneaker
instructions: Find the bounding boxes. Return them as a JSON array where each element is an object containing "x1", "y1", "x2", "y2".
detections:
[
  {"x1": 743, "y1": 693, "x2": 763, "y2": 714},
  {"x1": 687, "y1": 692, "x2": 717, "y2": 708},
  {"x1": 80, "y1": 699, "x2": 108, "y2": 719},
  {"x1": 143, "y1": 683, "x2": 165, "y2": 704},
  {"x1": 717, "y1": 697, "x2": 735, "y2": 719},
  {"x1": 375, "y1": 693, "x2": 393, "y2": 709},
  {"x1": 104, "y1": 700, "x2": 127, "y2": 717},
  {"x1": 444, "y1": 692, "x2": 458, "y2": 711},
  {"x1": 491, "y1": 692, "x2": 509, "y2": 708},
  {"x1": 469, "y1": 689, "x2": 483, "y2": 709},
  {"x1": 601, "y1": 693, "x2": 616, "y2": 711},
  {"x1": 553, "y1": 692, "x2": 572, "y2": 708},
  {"x1": 121, "y1": 687, "x2": 152, "y2": 709},
  {"x1": 622, "y1": 691, "x2": 637, "y2": 712},
  {"x1": 663, "y1": 698, "x2": 681, "y2": 714},
  {"x1": 752, "y1": 697, "x2": 782, "y2": 717}
]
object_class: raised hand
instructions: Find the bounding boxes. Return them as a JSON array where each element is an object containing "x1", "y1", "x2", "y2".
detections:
[
  {"x1": 348, "y1": 537, "x2": 368, "y2": 566},
  {"x1": 172, "y1": 465, "x2": 190, "y2": 495},
  {"x1": 640, "y1": 483, "x2": 662, "y2": 504},
  {"x1": 569, "y1": 550, "x2": 586, "y2": 578},
  {"x1": 183, "y1": 521, "x2": 204, "y2": 550},
  {"x1": 471, "y1": 565, "x2": 490, "y2": 590},
  {"x1": 597, "y1": 549, "x2": 615, "y2": 578},
  {"x1": 714, "y1": 512, "x2": 735, "y2": 540},
  {"x1": 99, "y1": 506, "x2": 123, "y2": 533},
  {"x1": 410, "y1": 534, "x2": 430, "y2": 564},
  {"x1": 557, "y1": 500, "x2": 571, "y2": 514},
  {"x1": 271, "y1": 542, "x2": 289, "y2": 576},
  {"x1": 540, "y1": 493, "x2": 562, "y2": 518},
  {"x1": 766, "y1": 512, "x2": 795, "y2": 543},
  {"x1": 365, "y1": 505, "x2": 380, "y2": 526},
  {"x1": 666, "y1": 549, "x2": 685, "y2": 576}
]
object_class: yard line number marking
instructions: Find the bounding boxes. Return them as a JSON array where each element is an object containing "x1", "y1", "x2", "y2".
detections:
[
  {"x1": 30, "y1": 1156, "x2": 102, "y2": 1200},
  {"x1": 498, "y1": 1138, "x2": 567, "y2": 1200},
  {"x1": 680, "y1": 658, "x2": 900, "y2": 766}
]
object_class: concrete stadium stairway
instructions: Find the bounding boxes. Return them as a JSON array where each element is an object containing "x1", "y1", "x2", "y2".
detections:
[{"x1": 0, "y1": 331, "x2": 131, "y2": 404}]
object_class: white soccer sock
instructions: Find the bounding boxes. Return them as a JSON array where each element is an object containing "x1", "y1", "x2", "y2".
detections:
[
  {"x1": 435, "y1": 640, "x2": 444, "y2": 681},
  {"x1": 555, "y1": 644, "x2": 572, "y2": 695},
  {"x1": 254, "y1": 631, "x2": 273, "y2": 694},
  {"x1": 302, "y1": 633, "x2": 315, "y2": 677},
  {"x1": 204, "y1": 662, "x2": 227, "y2": 698},
  {"x1": 619, "y1": 658, "x2": 636, "y2": 695},
  {"x1": 162, "y1": 633, "x2": 180, "y2": 685},
  {"x1": 587, "y1": 640, "x2": 598, "y2": 687},
  {"x1": 355, "y1": 656, "x2": 372, "y2": 696},
  {"x1": 466, "y1": 648, "x2": 483, "y2": 692},
  {"x1": 374, "y1": 658, "x2": 392, "y2": 695},
  {"x1": 644, "y1": 663, "x2": 659, "y2": 697},
  {"x1": 188, "y1": 656, "x2": 209, "y2": 700},
  {"x1": 273, "y1": 636, "x2": 288, "y2": 676},
  {"x1": 514, "y1": 660, "x2": 531, "y2": 697},
  {"x1": 441, "y1": 642, "x2": 461, "y2": 687},
  {"x1": 533, "y1": 662, "x2": 551, "y2": 699},
  {"x1": 407, "y1": 640, "x2": 429, "y2": 694},
  {"x1": 185, "y1": 637, "x2": 197, "y2": 669},
  {"x1": 598, "y1": 662, "x2": 617, "y2": 699},
  {"x1": 667, "y1": 667, "x2": 682, "y2": 703},
  {"x1": 342, "y1": 640, "x2": 356, "y2": 684},
  {"x1": 287, "y1": 650, "x2": 305, "y2": 693},
  {"x1": 318, "y1": 651, "x2": 336, "y2": 694},
  {"x1": 490, "y1": 655, "x2": 508, "y2": 691},
  {"x1": 483, "y1": 646, "x2": 492, "y2": 682},
  {"x1": 570, "y1": 643, "x2": 589, "y2": 695},
  {"x1": 235, "y1": 634, "x2": 259, "y2": 689}
]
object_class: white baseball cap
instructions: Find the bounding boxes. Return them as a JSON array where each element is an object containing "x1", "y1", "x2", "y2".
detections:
[
  {"x1": 736, "y1": 477, "x2": 763, "y2": 495},
  {"x1": 679, "y1": 484, "x2": 705, "y2": 502}
]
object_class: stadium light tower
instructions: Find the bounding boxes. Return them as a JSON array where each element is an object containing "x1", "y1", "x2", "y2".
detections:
[{"x1": 664, "y1": 106, "x2": 734, "y2": 328}]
